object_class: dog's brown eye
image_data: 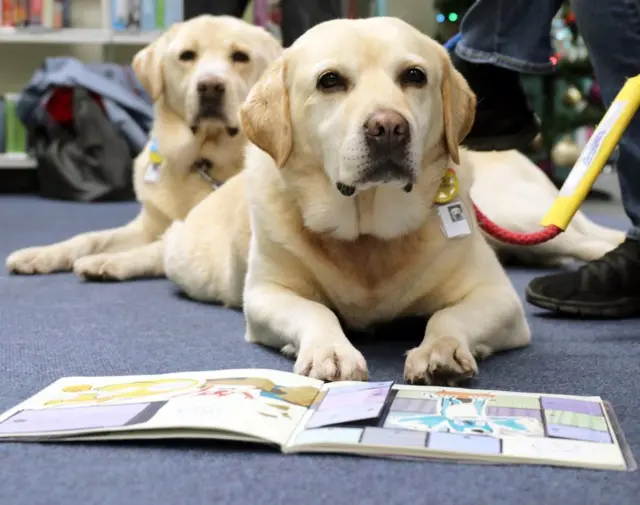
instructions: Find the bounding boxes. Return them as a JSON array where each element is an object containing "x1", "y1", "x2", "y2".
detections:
[
  {"x1": 231, "y1": 51, "x2": 250, "y2": 63},
  {"x1": 400, "y1": 67, "x2": 427, "y2": 87},
  {"x1": 179, "y1": 50, "x2": 197, "y2": 62},
  {"x1": 317, "y1": 71, "x2": 347, "y2": 92}
]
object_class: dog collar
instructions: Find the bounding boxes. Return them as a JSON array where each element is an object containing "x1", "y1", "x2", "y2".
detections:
[
  {"x1": 434, "y1": 167, "x2": 459, "y2": 204},
  {"x1": 193, "y1": 158, "x2": 222, "y2": 189},
  {"x1": 148, "y1": 137, "x2": 222, "y2": 189}
]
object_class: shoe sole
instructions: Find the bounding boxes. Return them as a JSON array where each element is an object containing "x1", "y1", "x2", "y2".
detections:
[{"x1": 525, "y1": 287, "x2": 640, "y2": 319}]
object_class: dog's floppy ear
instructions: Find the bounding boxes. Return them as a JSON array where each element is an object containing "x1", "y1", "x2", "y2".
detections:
[
  {"x1": 439, "y1": 50, "x2": 476, "y2": 165},
  {"x1": 240, "y1": 57, "x2": 292, "y2": 168},
  {"x1": 133, "y1": 26, "x2": 177, "y2": 102}
]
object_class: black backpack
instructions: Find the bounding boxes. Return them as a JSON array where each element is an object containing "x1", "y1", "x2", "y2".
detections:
[{"x1": 33, "y1": 86, "x2": 135, "y2": 202}]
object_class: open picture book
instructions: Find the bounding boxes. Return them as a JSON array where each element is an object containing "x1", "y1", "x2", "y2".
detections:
[{"x1": 0, "y1": 368, "x2": 635, "y2": 471}]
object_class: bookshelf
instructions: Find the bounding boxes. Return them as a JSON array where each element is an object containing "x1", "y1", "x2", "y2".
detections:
[{"x1": 0, "y1": 0, "x2": 170, "y2": 171}]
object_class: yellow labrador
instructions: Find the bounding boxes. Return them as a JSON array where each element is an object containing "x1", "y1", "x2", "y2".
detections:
[
  {"x1": 164, "y1": 17, "x2": 531, "y2": 385},
  {"x1": 6, "y1": 15, "x2": 281, "y2": 281}
]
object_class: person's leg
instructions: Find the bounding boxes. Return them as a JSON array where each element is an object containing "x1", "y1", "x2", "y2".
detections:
[
  {"x1": 183, "y1": 0, "x2": 249, "y2": 20},
  {"x1": 526, "y1": 0, "x2": 640, "y2": 318},
  {"x1": 452, "y1": 0, "x2": 565, "y2": 151},
  {"x1": 279, "y1": 0, "x2": 343, "y2": 47}
]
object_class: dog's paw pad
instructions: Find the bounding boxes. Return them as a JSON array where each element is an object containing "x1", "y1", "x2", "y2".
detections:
[
  {"x1": 404, "y1": 336, "x2": 478, "y2": 386},
  {"x1": 73, "y1": 256, "x2": 123, "y2": 281},
  {"x1": 294, "y1": 343, "x2": 368, "y2": 382},
  {"x1": 6, "y1": 247, "x2": 72, "y2": 274},
  {"x1": 280, "y1": 344, "x2": 297, "y2": 357}
]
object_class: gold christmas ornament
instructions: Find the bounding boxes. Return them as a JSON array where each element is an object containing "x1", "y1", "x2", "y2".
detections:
[
  {"x1": 551, "y1": 136, "x2": 582, "y2": 167},
  {"x1": 530, "y1": 133, "x2": 544, "y2": 150},
  {"x1": 562, "y1": 86, "x2": 583, "y2": 107}
]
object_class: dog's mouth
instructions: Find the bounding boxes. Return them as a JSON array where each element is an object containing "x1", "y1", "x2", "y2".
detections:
[
  {"x1": 336, "y1": 161, "x2": 416, "y2": 197},
  {"x1": 190, "y1": 93, "x2": 240, "y2": 138},
  {"x1": 190, "y1": 122, "x2": 239, "y2": 137},
  {"x1": 190, "y1": 109, "x2": 239, "y2": 138}
]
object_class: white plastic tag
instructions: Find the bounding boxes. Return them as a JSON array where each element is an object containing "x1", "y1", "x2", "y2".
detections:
[
  {"x1": 144, "y1": 163, "x2": 160, "y2": 183},
  {"x1": 438, "y1": 198, "x2": 471, "y2": 238}
]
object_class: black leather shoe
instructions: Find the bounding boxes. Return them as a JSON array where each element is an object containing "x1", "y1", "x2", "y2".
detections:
[
  {"x1": 451, "y1": 52, "x2": 540, "y2": 152},
  {"x1": 525, "y1": 238, "x2": 640, "y2": 318}
]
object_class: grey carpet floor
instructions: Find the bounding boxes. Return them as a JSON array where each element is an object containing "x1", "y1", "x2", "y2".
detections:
[{"x1": 1, "y1": 195, "x2": 639, "y2": 505}]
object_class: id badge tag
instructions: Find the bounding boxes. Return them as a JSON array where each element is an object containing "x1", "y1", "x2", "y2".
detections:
[
  {"x1": 144, "y1": 163, "x2": 160, "y2": 183},
  {"x1": 438, "y1": 198, "x2": 471, "y2": 238}
]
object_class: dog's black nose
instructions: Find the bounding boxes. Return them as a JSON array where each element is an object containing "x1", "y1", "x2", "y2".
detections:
[
  {"x1": 364, "y1": 109, "x2": 409, "y2": 151},
  {"x1": 197, "y1": 78, "x2": 226, "y2": 99}
]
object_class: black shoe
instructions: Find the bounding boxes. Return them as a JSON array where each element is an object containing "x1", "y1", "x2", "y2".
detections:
[
  {"x1": 451, "y1": 52, "x2": 540, "y2": 152},
  {"x1": 525, "y1": 238, "x2": 640, "y2": 318}
]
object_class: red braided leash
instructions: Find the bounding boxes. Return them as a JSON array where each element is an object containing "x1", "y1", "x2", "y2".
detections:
[{"x1": 472, "y1": 203, "x2": 563, "y2": 246}]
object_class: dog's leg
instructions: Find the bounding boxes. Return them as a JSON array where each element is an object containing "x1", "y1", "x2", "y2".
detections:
[
  {"x1": 6, "y1": 214, "x2": 150, "y2": 275},
  {"x1": 244, "y1": 282, "x2": 368, "y2": 381},
  {"x1": 73, "y1": 240, "x2": 165, "y2": 281},
  {"x1": 404, "y1": 284, "x2": 530, "y2": 386}
]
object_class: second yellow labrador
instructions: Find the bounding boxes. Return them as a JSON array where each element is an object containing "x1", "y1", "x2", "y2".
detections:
[
  {"x1": 164, "y1": 17, "x2": 531, "y2": 385},
  {"x1": 6, "y1": 15, "x2": 281, "y2": 281}
]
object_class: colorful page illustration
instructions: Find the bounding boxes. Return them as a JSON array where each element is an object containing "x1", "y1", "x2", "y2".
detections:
[
  {"x1": 287, "y1": 384, "x2": 631, "y2": 471},
  {"x1": 0, "y1": 369, "x2": 323, "y2": 447}
]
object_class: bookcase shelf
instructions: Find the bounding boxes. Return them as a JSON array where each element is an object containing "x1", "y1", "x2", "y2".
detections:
[
  {"x1": 0, "y1": 153, "x2": 37, "y2": 169},
  {"x1": 0, "y1": 0, "x2": 173, "y2": 171},
  {"x1": 0, "y1": 28, "x2": 160, "y2": 45},
  {"x1": 110, "y1": 30, "x2": 162, "y2": 45},
  {"x1": 0, "y1": 28, "x2": 109, "y2": 44}
]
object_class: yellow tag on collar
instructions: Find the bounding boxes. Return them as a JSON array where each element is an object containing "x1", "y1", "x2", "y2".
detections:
[
  {"x1": 434, "y1": 168, "x2": 459, "y2": 204},
  {"x1": 148, "y1": 138, "x2": 163, "y2": 165}
]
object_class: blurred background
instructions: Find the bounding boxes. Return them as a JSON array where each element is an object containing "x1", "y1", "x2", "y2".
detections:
[{"x1": 0, "y1": 0, "x2": 618, "y2": 205}]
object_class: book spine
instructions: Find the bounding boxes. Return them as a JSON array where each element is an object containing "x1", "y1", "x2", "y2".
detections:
[
  {"x1": 140, "y1": 0, "x2": 154, "y2": 31},
  {"x1": 0, "y1": 97, "x2": 6, "y2": 154},
  {"x1": 155, "y1": 0, "x2": 164, "y2": 30},
  {"x1": 4, "y1": 93, "x2": 17, "y2": 153},
  {"x1": 2, "y1": 0, "x2": 13, "y2": 26},
  {"x1": 14, "y1": 0, "x2": 28, "y2": 27},
  {"x1": 111, "y1": 0, "x2": 125, "y2": 30},
  {"x1": 29, "y1": 0, "x2": 41, "y2": 26},
  {"x1": 51, "y1": 0, "x2": 61, "y2": 28},
  {"x1": 41, "y1": 0, "x2": 51, "y2": 27},
  {"x1": 126, "y1": 0, "x2": 140, "y2": 30},
  {"x1": 61, "y1": 0, "x2": 69, "y2": 27},
  {"x1": 164, "y1": 0, "x2": 182, "y2": 28}
]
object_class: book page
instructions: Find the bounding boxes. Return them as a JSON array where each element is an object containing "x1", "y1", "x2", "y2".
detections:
[
  {"x1": 0, "y1": 369, "x2": 323, "y2": 447},
  {"x1": 286, "y1": 383, "x2": 631, "y2": 471}
]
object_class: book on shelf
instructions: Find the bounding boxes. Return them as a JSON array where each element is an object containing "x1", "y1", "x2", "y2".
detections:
[
  {"x1": 0, "y1": 368, "x2": 636, "y2": 472},
  {"x1": 0, "y1": 0, "x2": 69, "y2": 29},
  {"x1": 112, "y1": 0, "x2": 182, "y2": 33},
  {"x1": 0, "y1": 98, "x2": 6, "y2": 154},
  {"x1": 2, "y1": 93, "x2": 27, "y2": 155}
]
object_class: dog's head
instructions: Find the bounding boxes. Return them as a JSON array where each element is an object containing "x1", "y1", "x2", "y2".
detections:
[
  {"x1": 133, "y1": 15, "x2": 282, "y2": 137},
  {"x1": 241, "y1": 18, "x2": 475, "y2": 238}
]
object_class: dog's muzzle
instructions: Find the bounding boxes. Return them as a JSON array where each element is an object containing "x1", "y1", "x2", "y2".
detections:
[{"x1": 335, "y1": 109, "x2": 415, "y2": 197}]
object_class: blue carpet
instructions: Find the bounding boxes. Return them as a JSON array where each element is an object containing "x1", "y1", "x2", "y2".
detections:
[{"x1": 0, "y1": 195, "x2": 638, "y2": 505}]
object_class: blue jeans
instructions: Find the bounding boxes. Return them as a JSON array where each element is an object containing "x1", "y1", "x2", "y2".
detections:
[{"x1": 456, "y1": 0, "x2": 640, "y2": 240}]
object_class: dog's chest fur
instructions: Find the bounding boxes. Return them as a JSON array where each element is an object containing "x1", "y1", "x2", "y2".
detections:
[{"x1": 300, "y1": 222, "x2": 458, "y2": 327}]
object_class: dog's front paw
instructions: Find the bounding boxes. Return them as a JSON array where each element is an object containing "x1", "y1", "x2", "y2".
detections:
[
  {"x1": 404, "y1": 336, "x2": 478, "y2": 386},
  {"x1": 73, "y1": 254, "x2": 127, "y2": 281},
  {"x1": 294, "y1": 341, "x2": 368, "y2": 382},
  {"x1": 6, "y1": 246, "x2": 72, "y2": 274}
]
